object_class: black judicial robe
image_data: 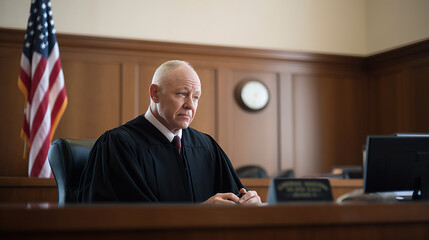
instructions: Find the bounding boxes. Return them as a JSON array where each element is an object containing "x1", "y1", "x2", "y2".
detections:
[{"x1": 78, "y1": 114, "x2": 244, "y2": 203}]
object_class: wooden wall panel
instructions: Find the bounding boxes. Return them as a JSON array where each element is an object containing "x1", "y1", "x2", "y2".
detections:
[
  {"x1": 189, "y1": 67, "x2": 217, "y2": 138},
  {"x1": 405, "y1": 61, "x2": 429, "y2": 132},
  {"x1": 372, "y1": 71, "x2": 403, "y2": 134},
  {"x1": 368, "y1": 43, "x2": 429, "y2": 136},
  {"x1": 278, "y1": 73, "x2": 295, "y2": 174},
  {"x1": 0, "y1": 47, "x2": 27, "y2": 176},
  {"x1": 292, "y1": 73, "x2": 367, "y2": 176},
  {"x1": 219, "y1": 70, "x2": 279, "y2": 175},
  {"x1": 138, "y1": 63, "x2": 158, "y2": 117},
  {"x1": 121, "y1": 63, "x2": 139, "y2": 124},
  {"x1": 52, "y1": 61, "x2": 122, "y2": 140},
  {"x1": 293, "y1": 74, "x2": 324, "y2": 177}
]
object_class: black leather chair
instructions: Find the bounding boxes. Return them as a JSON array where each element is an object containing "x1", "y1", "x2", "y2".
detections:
[
  {"x1": 273, "y1": 169, "x2": 295, "y2": 178},
  {"x1": 235, "y1": 165, "x2": 268, "y2": 178},
  {"x1": 48, "y1": 138, "x2": 96, "y2": 205}
]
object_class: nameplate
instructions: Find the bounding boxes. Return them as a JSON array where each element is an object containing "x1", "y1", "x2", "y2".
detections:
[{"x1": 267, "y1": 178, "x2": 333, "y2": 204}]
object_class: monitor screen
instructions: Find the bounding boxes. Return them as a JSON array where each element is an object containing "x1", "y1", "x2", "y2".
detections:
[{"x1": 363, "y1": 135, "x2": 429, "y2": 200}]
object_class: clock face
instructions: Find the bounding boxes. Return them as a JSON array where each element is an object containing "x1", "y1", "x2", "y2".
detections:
[{"x1": 235, "y1": 80, "x2": 270, "y2": 112}]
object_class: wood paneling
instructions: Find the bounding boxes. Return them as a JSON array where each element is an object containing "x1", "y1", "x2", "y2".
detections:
[
  {"x1": 1, "y1": 28, "x2": 428, "y2": 179},
  {"x1": 138, "y1": 63, "x2": 158, "y2": 117},
  {"x1": 222, "y1": 70, "x2": 279, "y2": 175},
  {"x1": 121, "y1": 63, "x2": 139, "y2": 124},
  {"x1": 0, "y1": 177, "x2": 57, "y2": 203},
  {"x1": 293, "y1": 73, "x2": 367, "y2": 176},
  {"x1": 189, "y1": 67, "x2": 217, "y2": 138},
  {"x1": 2, "y1": 201, "x2": 429, "y2": 240},
  {"x1": 0, "y1": 47, "x2": 26, "y2": 176},
  {"x1": 53, "y1": 61, "x2": 122, "y2": 140},
  {"x1": 371, "y1": 71, "x2": 403, "y2": 134},
  {"x1": 368, "y1": 42, "x2": 429, "y2": 135},
  {"x1": 405, "y1": 60, "x2": 429, "y2": 132}
]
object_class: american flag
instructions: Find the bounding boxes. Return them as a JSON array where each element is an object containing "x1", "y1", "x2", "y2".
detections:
[{"x1": 18, "y1": 0, "x2": 67, "y2": 178}]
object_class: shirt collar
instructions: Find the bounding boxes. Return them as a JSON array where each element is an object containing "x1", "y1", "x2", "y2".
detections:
[{"x1": 145, "y1": 108, "x2": 182, "y2": 142}]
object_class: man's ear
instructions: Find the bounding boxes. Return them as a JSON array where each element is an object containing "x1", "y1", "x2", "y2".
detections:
[{"x1": 150, "y1": 84, "x2": 160, "y2": 103}]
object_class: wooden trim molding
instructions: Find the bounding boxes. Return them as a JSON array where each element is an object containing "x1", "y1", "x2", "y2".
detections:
[
  {"x1": 0, "y1": 28, "x2": 365, "y2": 66},
  {"x1": 0, "y1": 177, "x2": 57, "y2": 203},
  {"x1": 0, "y1": 177, "x2": 56, "y2": 187},
  {"x1": 366, "y1": 39, "x2": 429, "y2": 71}
]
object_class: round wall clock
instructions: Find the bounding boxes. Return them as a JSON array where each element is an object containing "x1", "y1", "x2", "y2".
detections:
[{"x1": 234, "y1": 79, "x2": 270, "y2": 112}]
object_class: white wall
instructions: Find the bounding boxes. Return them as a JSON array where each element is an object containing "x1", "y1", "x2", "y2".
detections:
[
  {"x1": 0, "y1": 0, "x2": 428, "y2": 56},
  {"x1": 366, "y1": 0, "x2": 429, "y2": 54}
]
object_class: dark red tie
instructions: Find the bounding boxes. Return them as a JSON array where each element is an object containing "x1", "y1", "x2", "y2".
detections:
[{"x1": 172, "y1": 135, "x2": 181, "y2": 154}]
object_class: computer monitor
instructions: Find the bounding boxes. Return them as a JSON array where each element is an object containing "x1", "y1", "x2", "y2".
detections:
[{"x1": 363, "y1": 135, "x2": 429, "y2": 200}]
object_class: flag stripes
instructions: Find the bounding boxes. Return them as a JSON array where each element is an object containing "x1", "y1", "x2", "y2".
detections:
[{"x1": 18, "y1": 0, "x2": 67, "y2": 178}]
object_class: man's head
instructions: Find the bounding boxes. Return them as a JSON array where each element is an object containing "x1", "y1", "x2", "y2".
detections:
[{"x1": 149, "y1": 60, "x2": 201, "y2": 134}]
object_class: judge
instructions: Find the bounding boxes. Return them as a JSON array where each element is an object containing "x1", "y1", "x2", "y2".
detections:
[{"x1": 78, "y1": 60, "x2": 261, "y2": 205}]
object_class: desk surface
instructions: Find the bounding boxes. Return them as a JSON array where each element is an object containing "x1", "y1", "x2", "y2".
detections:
[
  {"x1": 0, "y1": 177, "x2": 363, "y2": 203},
  {"x1": 1, "y1": 202, "x2": 429, "y2": 240}
]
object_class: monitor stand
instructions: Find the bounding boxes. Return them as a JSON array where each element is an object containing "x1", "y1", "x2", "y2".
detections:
[
  {"x1": 413, "y1": 176, "x2": 429, "y2": 200},
  {"x1": 414, "y1": 153, "x2": 429, "y2": 201}
]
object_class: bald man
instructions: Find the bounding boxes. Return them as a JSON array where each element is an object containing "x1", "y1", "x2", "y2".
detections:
[{"x1": 78, "y1": 60, "x2": 261, "y2": 205}]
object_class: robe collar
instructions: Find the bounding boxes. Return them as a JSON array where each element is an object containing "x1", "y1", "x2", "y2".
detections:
[{"x1": 144, "y1": 108, "x2": 182, "y2": 142}]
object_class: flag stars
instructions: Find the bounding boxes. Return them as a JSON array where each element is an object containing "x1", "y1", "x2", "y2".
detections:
[{"x1": 25, "y1": 1, "x2": 58, "y2": 54}]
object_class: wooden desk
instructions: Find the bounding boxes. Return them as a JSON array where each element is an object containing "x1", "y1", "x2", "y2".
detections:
[
  {"x1": 241, "y1": 178, "x2": 363, "y2": 202},
  {"x1": 0, "y1": 177, "x2": 362, "y2": 203},
  {"x1": 1, "y1": 202, "x2": 429, "y2": 240},
  {"x1": 0, "y1": 177, "x2": 57, "y2": 203}
]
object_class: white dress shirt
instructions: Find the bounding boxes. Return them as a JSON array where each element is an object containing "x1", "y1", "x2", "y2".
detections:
[{"x1": 144, "y1": 108, "x2": 182, "y2": 142}]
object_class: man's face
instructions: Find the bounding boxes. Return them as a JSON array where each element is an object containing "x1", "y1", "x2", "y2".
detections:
[{"x1": 155, "y1": 65, "x2": 201, "y2": 134}]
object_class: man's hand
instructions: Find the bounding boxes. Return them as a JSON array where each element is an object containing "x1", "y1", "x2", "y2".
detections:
[
  {"x1": 202, "y1": 192, "x2": 240, "y2": 205},
  {"x1": 202, "y1": 188, "x2": 262, "y2": 205},
  {"x1": 237, "y1": 188, "x2": 262, "y2": 205}
]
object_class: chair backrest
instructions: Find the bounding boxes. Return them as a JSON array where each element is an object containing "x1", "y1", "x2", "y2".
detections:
[
  {"x1": 48, "y1": 138, "x2": 96, "y2": 205},
  {"x1": 236, "y1": 165, "x2": 268, "y2": 178},
  {"x1": 273, "y1": 169, "x2": 295, "y2": 178}
]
